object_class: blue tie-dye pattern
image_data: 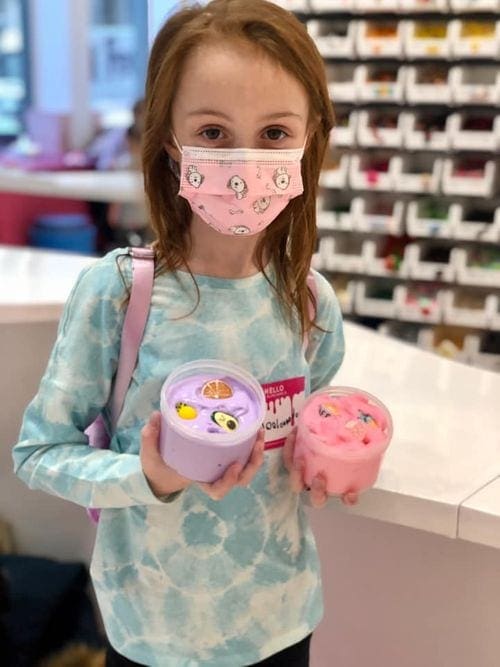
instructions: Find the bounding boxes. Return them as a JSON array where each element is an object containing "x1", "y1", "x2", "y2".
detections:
[{"x1": 13, "y1": 248, "x2": 344, "y2": 666}]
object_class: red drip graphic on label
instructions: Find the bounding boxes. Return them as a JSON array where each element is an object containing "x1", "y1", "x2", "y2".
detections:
[{"x1": 261, "y1": 377, "x2": 306, "y2": 450}]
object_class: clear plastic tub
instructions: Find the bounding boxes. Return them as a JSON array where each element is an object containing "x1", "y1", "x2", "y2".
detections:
[
  {"x1": 160, "y1": 359, "x2": 266, "y2": 482},
  {"x1": 295, "y1": 386, "x2": 393, "y2": 495}
]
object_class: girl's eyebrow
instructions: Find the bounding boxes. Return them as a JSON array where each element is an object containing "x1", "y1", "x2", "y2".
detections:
[
  {"x1": 187, "y1": 109, "x2": 231, "y2": 119},
  {"x1": 262, "y1": 112, "x2": 303, "y2": 121},
  {"x1": 187, "y1": 109, "x2": 303, "y2": 121}
]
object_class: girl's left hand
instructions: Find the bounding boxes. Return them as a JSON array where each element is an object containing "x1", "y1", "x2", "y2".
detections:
[{"x1": 282, "y1": 427, "x2": 359, "y2": 509}]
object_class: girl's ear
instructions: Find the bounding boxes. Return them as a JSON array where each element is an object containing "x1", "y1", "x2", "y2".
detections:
[
  {"x1": 164, "y1": 132, "x2": 182, "y2": 162},
  {"x1": 164, "y1": 139, "x2": 181, "y2": 163}
]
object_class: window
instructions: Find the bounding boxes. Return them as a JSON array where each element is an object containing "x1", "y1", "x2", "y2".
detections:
[
  {"x1": 89, "y1": 0, "x2": 148, "y2": 128},
  {"x1": 0, "y1": 0, "x2": 29, "y2": 137}
]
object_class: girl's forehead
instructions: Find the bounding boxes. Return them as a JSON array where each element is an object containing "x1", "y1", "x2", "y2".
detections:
[{"x1": 173, "y1": 39, "x2": 308, "y2": 117}]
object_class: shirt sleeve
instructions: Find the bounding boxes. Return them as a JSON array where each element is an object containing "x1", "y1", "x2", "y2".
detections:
[
  {"x1": 12, "y1": 250, "x2": 164, "y2": 509},
  {"x1": 306, "y1": 270, "x2": 345, "y2": 392}
]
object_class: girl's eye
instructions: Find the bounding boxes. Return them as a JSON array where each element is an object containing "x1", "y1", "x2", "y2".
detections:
[
  {"x1": 201, "y1": 127, "x2": 223, "y2": 141},
  {"x1": 264, "y1": 128, "x2": 288, "y2": 141}
]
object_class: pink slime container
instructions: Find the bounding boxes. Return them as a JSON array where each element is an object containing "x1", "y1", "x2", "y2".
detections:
[
  {"x1": 294, "y1": 386, "x2": 393, "y2": 495},
  {"x1": 159, "y1": 359, "x2": 266, "y2": 483}
]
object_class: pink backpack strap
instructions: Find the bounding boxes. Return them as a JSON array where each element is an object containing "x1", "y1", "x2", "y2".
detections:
[
  {"x1": 110, "y1": 247, "x2": 155, "y2": 426},
  {"x1": 303, "y1": 269, "x2": 317, "y2": 354}
]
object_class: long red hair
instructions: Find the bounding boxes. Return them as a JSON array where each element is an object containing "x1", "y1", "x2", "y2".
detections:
[{"x1": 142, "y1": 0, "x2": 334, "y2": 335}]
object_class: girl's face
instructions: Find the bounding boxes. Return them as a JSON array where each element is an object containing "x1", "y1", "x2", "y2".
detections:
[{"x1": 169, "y1": 39, "x2": 310, "y2": 156}]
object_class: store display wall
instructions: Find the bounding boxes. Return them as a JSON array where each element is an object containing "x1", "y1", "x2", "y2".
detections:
[{"x1": 274, "y1": 0, "x2": 500, "y2": 371}]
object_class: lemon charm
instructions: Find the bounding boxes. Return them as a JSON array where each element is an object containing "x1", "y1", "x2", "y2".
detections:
[{"x1": 176, "y1": 402, "x2": 198, "y2": 420}]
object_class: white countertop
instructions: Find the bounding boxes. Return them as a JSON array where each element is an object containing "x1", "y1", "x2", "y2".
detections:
[
  {"x1": 2, "y1": 245, "x2": 500, "y2": 547},
  {"x1": 0, "y1": 168, "x2": 143, "y2": 203},
  {"x1": 459, "y1": 478, "x2": 500, "y2": 550},
  {"x1": 332, "y1": 323, "x2": 500, "y2": 541},
  {"x1": 0, "y1": 245, "x2": 94, "y2": 322}
]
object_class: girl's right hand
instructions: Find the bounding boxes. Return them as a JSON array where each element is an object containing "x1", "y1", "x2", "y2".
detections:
[
  {"x1": 140, "y1": 412, "x2": 265, "y2": 501},
  {"x1": 140, "y1": 412, "x2": 192, "y2": 497}
]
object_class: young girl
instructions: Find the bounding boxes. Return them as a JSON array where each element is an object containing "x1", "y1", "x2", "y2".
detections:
[{"x1": 13, "y1": 1, "x2": 356, "y2": 665}]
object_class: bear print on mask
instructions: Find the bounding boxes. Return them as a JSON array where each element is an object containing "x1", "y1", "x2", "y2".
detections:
[
  {"x1": 273, "y1": 167, "x2": 291, "y2": 190},
  {"x1": 186, "y1": 165, "x2": 204, "y2": 188},
  {"x1": 229, "y1": 225, "x2": 251, "y2": 235},
  {"x1": 227, "y1": 175, "x2": 248, "y2": 200},
  {"x1": 252, "y1": 197, "x2": 271, "y2": 214}
]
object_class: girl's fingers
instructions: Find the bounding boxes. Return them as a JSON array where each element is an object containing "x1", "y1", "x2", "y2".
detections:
[
  {"x1": 199, "y1": 462, "x2": 243, "y2": 501},
  {"x1": 140, "y1": 412, "x2": 162, "y2": 460},
  {"x1": 282, "y1": 427, "x2": 297, "y2": 472},
  {"x1": 309, "y1": 474, "x2": 328, "y2": 509},
  {"x1": 341, "y1": 491, "x2": 359, "y2": 506}
]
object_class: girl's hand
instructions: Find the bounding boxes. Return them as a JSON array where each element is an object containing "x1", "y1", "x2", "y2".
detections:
[
  {"x1": 141, "y1": 412, "x2": 265, "y2": 501},
  {"x1": 282, "y1": 427, "x2": 359, "y2": 509},
  {"x1": 198, "y1": 428, "x2": 265, "y2": 501},
  {"x1": 140, "y1": 411, "x2": 192, "y2": 497}
]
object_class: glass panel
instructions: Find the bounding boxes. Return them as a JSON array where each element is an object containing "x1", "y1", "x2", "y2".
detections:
[
  {"x1": 89, "y1": 0, "x2": 147, "y2": 128},
  {"x1": 0, "y1": 0, "x2": 28, "y2": 137}
]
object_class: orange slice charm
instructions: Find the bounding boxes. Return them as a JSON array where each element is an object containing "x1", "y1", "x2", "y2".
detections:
[{"x1": 202, "y1": 379, "x2": 233, "y2": 400}]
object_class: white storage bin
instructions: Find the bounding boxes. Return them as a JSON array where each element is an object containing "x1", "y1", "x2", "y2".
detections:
[
  {"x1": 405, "y1": 64, "x2": 452, "y2": 104},
  {"x1": 490, "y1": 297, "x2": 500, "y2": 330},
  {"x1": 448, "y1": 112, "x2": 500, "y2": 151},
  {"x1": 317, "y1": 235, "x2": 365, "y2": 273},
  {"x1": 349, "y1": 153, "x2": 397, "y2": 191},
  {"x1": 357, "y1": 110, "x2": 404, "y2": 149},
  {"x1": 442, "y1": 157, "x2": 496, "y2": 197},
  {"x1": 403, "y1": 110, "x2": 450, "y2": 151},
  {"x1": 400, "y1": 0, "x2": 449, "y2": 10},
  {"x1": 320, "y1": 152, "x2": 349, "y2": 189},
  {"x1": 404, "y1": 20, "x2": 452, "y2": 59},
  {"x1": 329, "y1": 276, "x2": 356, "y2": 314},
  {"x1": 379, "y1": 320, "x2": 424, "y2": 345},
  {"x1": 452, "y1": 247, "x2": 500, "y2": 288},
  {"x1": 450, "y1": 0, "x2": 500, "y2": 11},
  {"x1": 451, "y1": 203, "x2": 500, "y2": 243},
  {"x1": 357, "y1": 64, "x2": 405, "y2": 103},
  {"x1": 352, "y1": 196, "x2": 405, "y2": 235},
  {"x1": 354, "y1": 280, "x2": 398, "y2": 319},
  {"x1": 270, "y1": 0, "x2": 309, "y2": 10},
  {"x1": 451, "y1": 19, "x2": 500, "y2": 58},
  {"x1": 310, "y1": 0, "x2": 353, "y2": 10},
  {"x1": 331, "y1": 109, "x2": 357, "y2": 148},
  {"x1": 417, "y1": 325, "x2": 470, "y2": 362},
  {"x1": 363, "y1": 238, "x2": 407, "y2": 277},
  {"x1": 464, "y1": 332, "x2": 500, "y2": 372},
  {"x1": 356, "y1": 21, "x2": 403, "y2": 59},
  {"x1": 307, "y1": 19, "x2": 356, "y2": 58},
  {"x1": 316, "y1": 190, "x2": 355, "y2": 232},
  {"x1": 326, "y1": 63, "x2": 358, "y2": 103},
  {"x1": 450, "y1": 65, "x2": 500, "y2": 106},
  {"x1": 355, "y1": 0, "x2": 399, "y2": 9},
  {"x1": 395, "y1": 283, "x2": 444, "y2": 324},
  {"x1": 392, "y1": 155, "x2": 443, "y2": 194},
  {"x1": 407, "y1": 200, "x2": 455, "y2": 238},
  {"x1": 403, "y1": 242, "x2": 455, "y2": 282},
  {"x1": 442, "y1": 289, "x2": 497, "y2": 329}
]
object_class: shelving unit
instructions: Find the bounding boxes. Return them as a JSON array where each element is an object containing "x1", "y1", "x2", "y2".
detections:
[{"x1": 273, "y1": 0, "x2": 500, "y2": 371}]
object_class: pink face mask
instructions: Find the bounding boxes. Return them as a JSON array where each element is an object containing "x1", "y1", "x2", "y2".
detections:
[{"x1": 175, "y1": 142, "x2": 305, "y2": 236}]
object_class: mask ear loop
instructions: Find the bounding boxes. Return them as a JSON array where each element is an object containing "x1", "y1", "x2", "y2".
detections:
[{"x1": 167, "y1": 133, "x2": 183, "y2": 179}]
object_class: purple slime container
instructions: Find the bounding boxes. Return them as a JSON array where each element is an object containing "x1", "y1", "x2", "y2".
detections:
[{"x1": 159, "y1": 359, "x2": 266, "y2": 482}]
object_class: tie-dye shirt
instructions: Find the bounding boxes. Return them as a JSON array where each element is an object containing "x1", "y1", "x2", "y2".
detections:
[{"x1": 13, "y1": 248, "x2": 344, "y2": 666}]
